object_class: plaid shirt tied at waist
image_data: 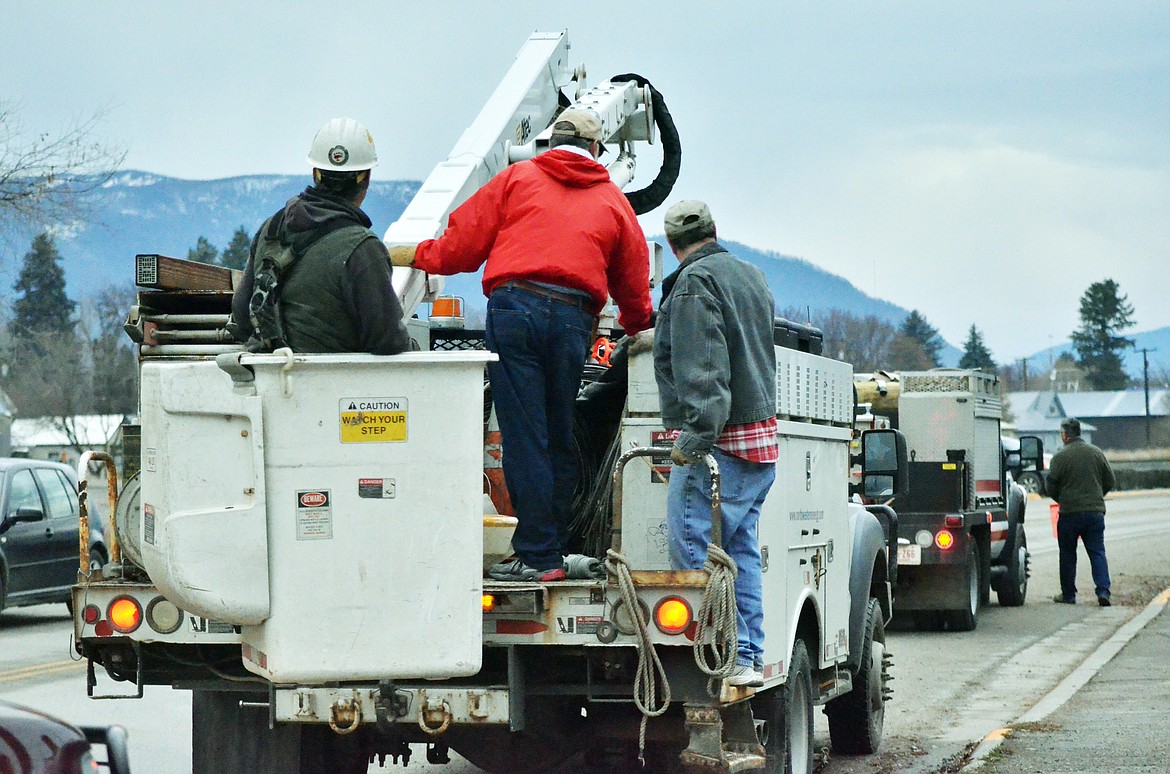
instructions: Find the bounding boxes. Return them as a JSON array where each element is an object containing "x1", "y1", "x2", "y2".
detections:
[{"x1": 663, "y1": 417, "x2": 779, "y2": 464}]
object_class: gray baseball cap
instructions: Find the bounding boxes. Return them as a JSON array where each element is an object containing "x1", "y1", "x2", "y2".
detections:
[{"x1": 664, "y1": 200, "x2": 715, "y2": 239}]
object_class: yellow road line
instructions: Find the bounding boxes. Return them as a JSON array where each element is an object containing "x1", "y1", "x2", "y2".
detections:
[{"x1": 0, "y1": 660, "x2": 86, "y2": 684}]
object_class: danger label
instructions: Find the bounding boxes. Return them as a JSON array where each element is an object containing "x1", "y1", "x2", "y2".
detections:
[{"x1": 339, "y1": 397, "x2": 407, "y2": 443}]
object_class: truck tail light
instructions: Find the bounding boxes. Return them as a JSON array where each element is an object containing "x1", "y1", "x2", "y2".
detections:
[
  {"x1": 145, "y1": 596, "x2": 184, "y2": 634},
  {"x1": 108, "y1": 596, "x2": 143, "y2": 633},
  {"x1": 82, "y1": 604, "x2": 101, "y2": 624},
  {"x1": 482, "y1": 594, "x2": 496, "y2": 613},
  {"x1": 935, "y1": 530, "x2": 955, "y2": 550},
  {"x1": 653, "y1": 596, "x2": 692, "y2": 635},
  {"x1": 944, "y1": 514, "x2": 964, "y2": 528}
]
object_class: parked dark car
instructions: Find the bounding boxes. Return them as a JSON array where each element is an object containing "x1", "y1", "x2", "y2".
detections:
[
  {"x1": 0, "y1": 458, "x2": 107, "y2": 615},
  {"x1": 0, "y1": 699, "x2": 130, "y2": 773}
]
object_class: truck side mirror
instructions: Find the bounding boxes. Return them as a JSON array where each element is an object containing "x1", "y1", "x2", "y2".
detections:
[
  {"x1": 859, "y1": 429, "x2": 909, "y2": 498},
  {"x1": 1019, "y1": 436, "x2": 1044, "y2": 471}
]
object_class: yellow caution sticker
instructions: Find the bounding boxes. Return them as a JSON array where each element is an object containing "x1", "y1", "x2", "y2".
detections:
[{"x1": 339, "y1": 398, "x2": 407, "y2": 443}]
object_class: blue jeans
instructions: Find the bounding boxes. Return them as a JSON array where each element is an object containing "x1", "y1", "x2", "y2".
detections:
[
  {"x1": 1056, "y1": 511, "x2": 1111, "y2": 601},
  {"x1": 486, "y1": 286, "x2": 593, "y2": 571},
  {"x1": 668, "y1": 447, "x2": 775, "y2": 666}
]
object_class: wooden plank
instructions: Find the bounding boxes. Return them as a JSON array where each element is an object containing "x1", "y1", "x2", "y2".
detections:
[{"x1": 135, "y1": 254, "x2": 238, "y2": 291}]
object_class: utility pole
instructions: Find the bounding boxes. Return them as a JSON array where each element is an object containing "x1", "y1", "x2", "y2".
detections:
[
  {"x1": 1136, "y1": 347, "x2": 1156, "y2": 447},
  {"x1": 1021, "y1": 358, "x2": 1029, "y2": 391}
]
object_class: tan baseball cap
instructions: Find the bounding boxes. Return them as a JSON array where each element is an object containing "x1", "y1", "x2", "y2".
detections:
[
  {"x1": 551, "y1": 108, "x2": 604, "y2": 142},
  {"x1": 664, "y1": 200, "x2": 715, "y2": 239}
]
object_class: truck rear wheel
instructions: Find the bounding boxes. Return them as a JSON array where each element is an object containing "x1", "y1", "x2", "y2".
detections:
[
  {"x1": 943, "y1": 544, "x2": 980, "y2": 631},
  {"x1": 825, "y1": 598, "x2": 886, "y2": 754},
  {"x1": 785, "y1": 640, "x2": 815, "y2": 773},
  {"x1": 996, "y1": 526, "x2": 1029, "y2": 607}
]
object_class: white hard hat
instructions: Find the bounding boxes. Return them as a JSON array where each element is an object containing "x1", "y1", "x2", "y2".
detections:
[{"x1": 307, "y1": 117, "x2": 378, "y2": 171}]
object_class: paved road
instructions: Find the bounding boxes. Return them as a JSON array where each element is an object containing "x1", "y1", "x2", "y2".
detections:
[
  {"x1": 3, "y1": 491, "x2": 1168, "y2": 773},
  {"x1": 816, "y1": 490, "x2": 1170, "y2": 774}
]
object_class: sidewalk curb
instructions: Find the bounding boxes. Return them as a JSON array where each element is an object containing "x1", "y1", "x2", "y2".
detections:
[{"x1": 961, "y1": 585, "x2": 1170, "y2": 771}]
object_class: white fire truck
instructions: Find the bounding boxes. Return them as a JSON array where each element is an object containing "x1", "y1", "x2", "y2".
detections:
[{"x1": 72, "y1": 31, "x2": 907, "y2": 773}]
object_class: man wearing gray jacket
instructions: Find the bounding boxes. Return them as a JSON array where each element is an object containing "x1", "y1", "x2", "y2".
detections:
[
  {"x1": 653, "y1": 200, "x2": 777, "y2": 687},
  {"x1": 1047, "y1": 417, "x2": 1116, "y2": 606}
]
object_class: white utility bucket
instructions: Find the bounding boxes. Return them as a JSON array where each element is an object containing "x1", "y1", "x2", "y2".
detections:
[{"x1": 138, "y1": 350, "x2": 494, "y2": 682}]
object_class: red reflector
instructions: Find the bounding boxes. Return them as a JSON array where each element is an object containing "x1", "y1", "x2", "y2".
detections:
[
  {"x1": 83, "y1": 604, "x2": 101, "y2": 624},
  {"x1": 94, "y1": 620, "x2": 114, "y2": 637},
  {"x1": 495, "y1": 620, "x2": 549, "y2": 635},
  {"x1": 944, "y1": 514, "x2": 964, "y2": 528}
]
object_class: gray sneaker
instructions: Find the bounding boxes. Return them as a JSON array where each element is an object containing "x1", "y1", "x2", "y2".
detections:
[{"x1": 727, "y1": 663, "x2": 764, "y2": 687}]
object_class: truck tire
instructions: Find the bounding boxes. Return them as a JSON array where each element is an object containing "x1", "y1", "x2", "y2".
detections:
[
  {"x1": 785, "y1": 640, "x2": 815, "y2": 773},
  {"x1": 750, "y1": 640, "x2": 814, "y2": 773},
  {"x1": 996, "y1": 526, "x2": 1029, "y2": 607},
  {"x1": 1018, "y1": 472, "x2": 1044, "y2": 495},
  {"x1": 825, "y1": 598, "x2": 886, "y2": 754},
  {"x1": 943, "y1": 544, "x2": 980, "y2": 632}
]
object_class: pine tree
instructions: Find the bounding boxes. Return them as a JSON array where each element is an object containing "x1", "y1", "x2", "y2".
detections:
[
  {"x1": 187, "y1": 235, "x2": 220, "y2": 265},
  {"x1": 887, "y1": 334, "x2": 935, "y2": 371},
  {"x1": 10, "y1": 232, "x2": 76, "y2": 339},
  {"x1": 87, "y1": 285, "x2": 138, "y2": 414},
  {"x1": 958, "y1": 324, "x2": 996, "y2": 371},
  {"x1": 899, "y1": 310, "x2": 943, "y2": 367},
  {"x1": 1070, "y1": 279, "x2": 1134, "y2": 390},
  {"x1": 219, "y1": 225, "x2": 252, "y2": 270}
]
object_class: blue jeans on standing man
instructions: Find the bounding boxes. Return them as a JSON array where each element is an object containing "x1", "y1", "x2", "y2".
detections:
[
  {"x1": 668, "y1": 447, "x2": 776, "y2": 667},
  {"x1": 486, "y1": 285, "x2": 594, "y2": 572},
  {"x1": 1056, "y1": 511, "x2": 1111, "y2": 602}
]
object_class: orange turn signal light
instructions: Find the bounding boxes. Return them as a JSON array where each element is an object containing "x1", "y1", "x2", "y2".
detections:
[
  {"x1": 935, "y1": 530, "x2": 955, "y2": 550},
  {"x1": 482, "y1": 594, "x2": 496, "y2": 613},
  {"x1": 107, "y1": 596, "x2": 143, "y2": 633},
  {"x1": 653, "y1": 596, "x2": 693, "y2": 635}
]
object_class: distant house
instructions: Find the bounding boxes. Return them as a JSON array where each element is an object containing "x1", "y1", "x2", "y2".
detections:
[
  {"x1": 9, "y1": 415, "x2": 131, "y2": 466},
  {"x1": 1006, "y1": 389, "x2": 1170, "y2": 451}
]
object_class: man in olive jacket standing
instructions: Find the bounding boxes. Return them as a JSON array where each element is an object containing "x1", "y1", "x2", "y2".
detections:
[
  {"x1": 653, "y1": 200, "x2": 777, "y2": 687},
  {"x1": 1047, "y1": 417, "x2": 1116, "y2": 606}
]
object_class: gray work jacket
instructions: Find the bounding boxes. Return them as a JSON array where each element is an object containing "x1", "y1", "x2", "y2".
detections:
[{"x1": 653, "y1": 241, "x2": 777, "y2": 457}]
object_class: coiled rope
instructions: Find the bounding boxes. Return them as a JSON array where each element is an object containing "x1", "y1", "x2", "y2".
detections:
[
  {"x1": 692, "y1": 543, "x2": 739, "y2": 696},
  {"x1": 605, "y1": 549, "x2": 670, "y2": 764}
]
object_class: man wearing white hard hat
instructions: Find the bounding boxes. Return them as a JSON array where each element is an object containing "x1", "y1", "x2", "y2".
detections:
[{"x1": 230, "y1": 117, "x2": 411, "y2": 355}]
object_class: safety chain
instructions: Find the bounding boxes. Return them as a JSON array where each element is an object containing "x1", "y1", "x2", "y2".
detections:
[
  {"x1": 693, "y1": 543, "x2": 739, "y2": 697},
  {"x1": 605, "y1": 549, "x2": 671, "y2": 764}
]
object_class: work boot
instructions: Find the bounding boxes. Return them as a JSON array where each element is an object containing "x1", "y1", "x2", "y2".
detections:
[
  {"x1": 1097, "y1": 596, "x2": 1112, "y2": 607},
  {"x1": 1052, "y1": 594, "x2": 1075, "y2": 604}
]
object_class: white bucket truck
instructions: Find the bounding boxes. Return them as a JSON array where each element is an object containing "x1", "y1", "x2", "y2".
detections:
[{"x1": 71, "y1": 31, "x2": 907, "y2": 774}]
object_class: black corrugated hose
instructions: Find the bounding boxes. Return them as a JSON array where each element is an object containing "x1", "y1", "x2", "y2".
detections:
[{"x1": 609, "y1": 74, "x2": 682, "y2": 216}]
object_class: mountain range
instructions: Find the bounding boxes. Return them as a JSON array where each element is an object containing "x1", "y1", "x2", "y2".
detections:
[{"x1": 4, "y1": 171, "x2": 1167, "y2": 378}]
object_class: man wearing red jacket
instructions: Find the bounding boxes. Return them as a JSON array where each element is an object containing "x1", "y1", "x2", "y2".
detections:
[{"x1": 391, "y1": 108, "x2": 652, "y2": 581}]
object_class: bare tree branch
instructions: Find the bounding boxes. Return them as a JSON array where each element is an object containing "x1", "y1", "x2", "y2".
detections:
[{"x1": 0, "y1": 102, "x2": 126, "y2": 227}]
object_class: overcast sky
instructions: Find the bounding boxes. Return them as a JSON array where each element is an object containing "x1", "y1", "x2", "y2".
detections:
[{"x1": 2, "y1": 1, "x2": 1167, "y2": 361}]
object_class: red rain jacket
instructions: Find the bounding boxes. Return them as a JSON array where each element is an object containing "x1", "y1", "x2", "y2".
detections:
[{"x1": 413, "y1": 149, "x2": 652, "y2": 335}]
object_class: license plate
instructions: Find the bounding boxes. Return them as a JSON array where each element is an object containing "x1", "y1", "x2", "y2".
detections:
[{"x1": 897, "y1": 544, "x2": 921, "y2": 566}]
